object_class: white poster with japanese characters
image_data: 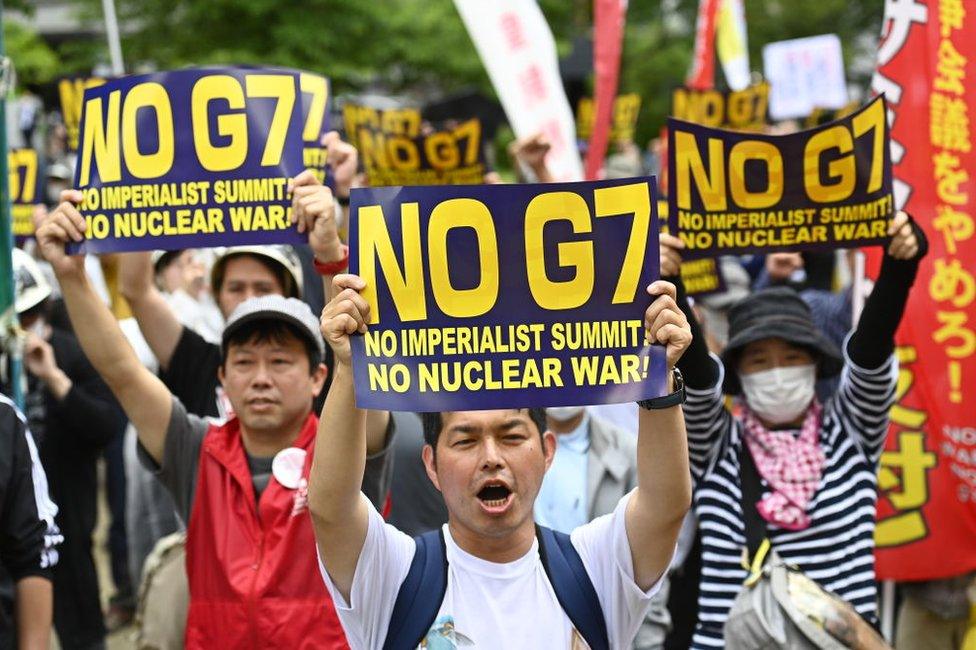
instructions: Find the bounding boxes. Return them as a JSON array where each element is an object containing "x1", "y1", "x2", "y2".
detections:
[
  {"x1": 762, "y1": 34, "x2": 848, "y2": 120},
  {"x1": 454, "y1": 0, "x2": 583, "y2": 182}
]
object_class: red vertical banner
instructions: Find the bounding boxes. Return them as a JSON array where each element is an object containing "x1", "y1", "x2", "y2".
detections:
[
  {"x1": 585, "y1": 0, "x2": 628, "y2": 180},
  {"x1": 687, "y1": 0, "x2": 720, "y2": 90},
  {"x1": 871, "y1": 0, "x2": 976, "y2": 581}
]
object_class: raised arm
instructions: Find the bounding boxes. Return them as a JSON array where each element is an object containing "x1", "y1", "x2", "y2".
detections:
[
  {"x1": 626, "y1": 280, "x2": 693, "y2": 591},
  {"x1": 309, "y1": 274, "x2": 374, "y2": 602},
  {"x1": 848, "y1": 210, "x2": 926, "y2": 368},
  {"x1": 36, "y1": 192, "x2": 174, "y2": 464},
  {"x1": 509, "y1": 133, "x2": 555, "y2": 184},
  {"x1": 118, "y1": 250, "x2": 184, "y2": 370},
  {"x1": 838, "y1": 211, "x2": 926, "y2": 459},
  {"x1": 660, "y1": 233, "x2": 730, "y2": 479}
]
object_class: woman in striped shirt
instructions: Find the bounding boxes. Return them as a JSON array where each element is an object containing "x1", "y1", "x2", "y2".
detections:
[{"x1": 661, "y1": 211, "x2": 927, "y2": 648}]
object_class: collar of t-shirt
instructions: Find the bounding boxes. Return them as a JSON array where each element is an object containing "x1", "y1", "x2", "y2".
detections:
[
  {"x1": 442, "y1": 523, "x2": 540, "y2": 580},
  {"x1": 534, "y1": 415, "x2": 590, "y2": 534},
  {"x1": 245, "y1": 452, "x2": 274, "y2": 502}
]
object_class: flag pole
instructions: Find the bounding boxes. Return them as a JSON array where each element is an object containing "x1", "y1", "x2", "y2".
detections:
[{"x1": 101, "y1": 0, "x2": 125, "y2": 75}]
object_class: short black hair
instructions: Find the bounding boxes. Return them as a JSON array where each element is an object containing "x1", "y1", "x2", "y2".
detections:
[
  {"x1": 421, "y1": 409, "x2": 548, "y2": 448},
  {"x1": 221, "y1": 319, "x2": 322, "y2": 373}
]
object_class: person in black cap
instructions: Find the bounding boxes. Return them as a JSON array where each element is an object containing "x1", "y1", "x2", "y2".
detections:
[{"x1": 659, "y1": 210, "x2": 927, "y2": 649}]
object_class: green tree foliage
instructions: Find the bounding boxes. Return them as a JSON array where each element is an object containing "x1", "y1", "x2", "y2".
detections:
[
  {"x1": 4, "y1": 20, "x2": 61, "y2": 88},
  {"x1": 66, "y1": 0, "x2": 881, "y2": 148}
]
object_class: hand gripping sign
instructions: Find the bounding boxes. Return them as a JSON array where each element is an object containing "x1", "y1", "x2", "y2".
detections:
[
  {"x1": 668, "y1": 95, "x2": 894, "y2": 259},
  {"x1": 349, "y1": 178, "x2": 668, "y2": 411},
  {"x1": 71, "y1": 67, "x2": 307, "y2": 254}
]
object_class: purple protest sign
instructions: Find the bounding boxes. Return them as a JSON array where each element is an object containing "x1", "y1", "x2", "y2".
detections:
[
  {"x1": 668, "y1": 95, "x2": 893, "y2": 259},
  {"x1": 70, "y1": 67, "x2": 307, "y2": 254},
  {"x1": 348, "y1": 177, "x2": 668, "y2": 411}
]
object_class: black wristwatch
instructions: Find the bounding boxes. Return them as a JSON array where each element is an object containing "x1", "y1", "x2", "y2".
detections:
[{"x1": 637, "y1": 368, "x2": 685, "y2": 410}]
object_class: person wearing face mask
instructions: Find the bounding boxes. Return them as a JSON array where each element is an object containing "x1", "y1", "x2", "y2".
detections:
[
  {"x1": 659, "y1": 210, "x2": 927, "y2": 649},
  {"x1": 537, "y1": 405, "x2": 674, "y2": 650}
]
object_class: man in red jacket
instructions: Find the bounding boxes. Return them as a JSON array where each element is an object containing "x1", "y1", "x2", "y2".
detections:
[{"x1": 36, "y1": 179, "x2": 392, "y2": 649}]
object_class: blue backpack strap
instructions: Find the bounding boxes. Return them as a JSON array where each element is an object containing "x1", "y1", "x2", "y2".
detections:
[
  {"x1": 382, "y1": 529, "x2": 447, "y2": 650},
  {"x1": 536, "y1": 525, "x2": 610, "y2": 650}
]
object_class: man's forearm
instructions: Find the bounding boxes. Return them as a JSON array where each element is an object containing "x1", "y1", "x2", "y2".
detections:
[
  {"x1": 310, "y1": 363, "x2": 367, "y2": 525},
  {"x1": 15, "y1": 576, "x2": 51, "y2": 650},
  {"x1": 635, "y1": 403, "x2": 691, "y2": 526},
  {"x1": 59, "y1": 272, "x2": 143, "y2": 389},
  {"x1": 118, "y1": 252, "x2": 182, "y2": 368},
  {"x1": 628, "y1": 382, "x2": 692, "y2": 590},
  {"x1": 309, "y1": 363, "x2": 371, "y2": 601},
  {"x1": 56, "y1": 269, "x2": 173, "y2": 462}
]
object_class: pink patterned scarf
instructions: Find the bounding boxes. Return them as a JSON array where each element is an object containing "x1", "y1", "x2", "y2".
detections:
[{"x1": 741, "y1": 400, "x2": 824, "y2": 531}]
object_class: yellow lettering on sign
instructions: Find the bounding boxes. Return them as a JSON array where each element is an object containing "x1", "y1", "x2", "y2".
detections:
[
  {"x1": 244, "y1": 74, "x2": 295, "y2": 166},
  {"x1": 192, "y1": 75, "x2": 247, "y2": 172},
  {"x1": 674, "y1": 132, "x2": 727, "y2": 211},
  {"x1": 121, "y1": 82, "x2": 175, "y2": 179},
  {"x1": 524, "y1": 191, "x2": 594, "y2": 310},
  {"x1": 852, "y1": 97, "x2": 886, "y2": 194},
  {"x1": 594, "y1": 182, "x2": 651, "y2": 304},
  {"x1": 804, "y1": 125, "x2": 855, "y2": 203},
  {"x1": 78, "y1": 91, "x2": 122, "y2": 186},
  {"x1": 728, "y1": 140, "x2": 783, "y2": 209},
  {"x1": 358, "y1": 203, "x2": 426, "y2": 324},
  {"x1": 299, "y1": 73, "x2": 328, "y2": 142},
  {"x1": 427, "y1": 199, "x2": 499, "y2": 318}
]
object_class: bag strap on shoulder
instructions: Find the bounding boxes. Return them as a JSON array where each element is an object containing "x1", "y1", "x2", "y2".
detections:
[
  {"x1": 739, "y1": 439, "x2": 770, "y2": 570},
  {"x1": 536, "y1": 524, "x2": 610, "y2": 650},
  {"x1": 383, "y1": 529, "x2": 447, "y2": 650}
]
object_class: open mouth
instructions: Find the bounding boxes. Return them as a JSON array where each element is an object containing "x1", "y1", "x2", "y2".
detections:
[{"x1": 477, "y1": 482, "x2": 513, "y2": 509}]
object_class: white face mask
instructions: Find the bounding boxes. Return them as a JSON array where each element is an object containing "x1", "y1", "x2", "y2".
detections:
[
  {"x1": 545, "y1": 406, "x2": 585, "y2": 422},
  {"x1": 740, "y1": 364, "x2": 816, "y2": 426}
]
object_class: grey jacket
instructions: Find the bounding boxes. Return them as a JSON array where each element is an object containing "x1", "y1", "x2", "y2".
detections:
[{"x1": 584, "y1": 415, "x2": 671, "y2": 650}]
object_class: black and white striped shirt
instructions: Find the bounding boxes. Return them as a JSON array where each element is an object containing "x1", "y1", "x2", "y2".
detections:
[{"x1": 686, "y1": 343, "x2": 897, "y2": 648}]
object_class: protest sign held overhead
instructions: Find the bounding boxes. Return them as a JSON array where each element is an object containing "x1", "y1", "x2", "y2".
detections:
[
  {"x1": 668, "y1": 95, "x2": 893, "y2": 259},
  {"x1": 343, "y1": 103, "x2": 486, "y2": 186},
  {"x1": 59, "y1": 76, "x2": 107, "y2": 151},
  {"x1": 671, "y1": 82, "x2": 769, "y2": 131},
  {"x1": 659, "y1": 200, "x2": 726, "y2": 296},
  {"x1": 763, "y1": 34, "x2": 848, "y2": 121},
  {"x1": 576, "y1": 94, "x2": 641, "y2": 144},
  {"x1": 348, "y1": 178, "x2": 667, "y2": 411},
  {"x1": 71, "y1": 67, "x2": 307, "y2": 254},
  {"x1": 9, "y1": 149, "x2": 39, "y2": 238},
  {"x1": 297, "y1": 72, "x2": 331, "y2": 184}
]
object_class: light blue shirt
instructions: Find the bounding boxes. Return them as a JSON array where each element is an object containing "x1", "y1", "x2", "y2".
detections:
[{"x1": 534, "y1": 416, "x2": 590, "y2": 534}]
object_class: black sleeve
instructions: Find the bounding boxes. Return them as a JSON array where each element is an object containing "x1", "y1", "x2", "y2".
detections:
[
  {"x1": 47, "y1": 331, "x2": 125, "y2": 450},
  {"x1": 848, "y1": 220, "x2": 929, "y2": 368},
  {"x1": 159, "y1": 326, "x2": 222, "y2": 418},
  {"x1": 0, "y1": 403, "x2": 53, "y2": 582},
  {"x1": 666, "y1": 275, "x2": 721, "y2": 389}
]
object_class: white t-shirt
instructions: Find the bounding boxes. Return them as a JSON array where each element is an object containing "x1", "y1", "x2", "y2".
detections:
[{"x1": 319, "y1": 492, "x2": 665, "y2": 649}]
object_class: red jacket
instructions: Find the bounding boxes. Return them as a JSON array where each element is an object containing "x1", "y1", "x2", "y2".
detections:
[{"x1": 185, "y1": 413, "x2": 348, "y2": 649}]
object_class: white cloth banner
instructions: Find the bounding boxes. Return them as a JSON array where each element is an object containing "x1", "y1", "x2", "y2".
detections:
[
  {"x1": 716, "y1": 0, "x2": 751, "y2": 91},
  {"x1": 454, "y1": 0, "x2": 583, "y2": 182},
  {"x1": 762, "y1": 34, "x2": 848, "y2": 120}
]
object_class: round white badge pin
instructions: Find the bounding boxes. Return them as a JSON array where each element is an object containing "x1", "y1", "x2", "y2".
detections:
[{"x1": 271, "y1": 447, "x2": 307, "y2": 489}]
